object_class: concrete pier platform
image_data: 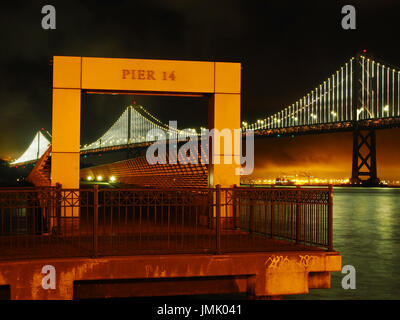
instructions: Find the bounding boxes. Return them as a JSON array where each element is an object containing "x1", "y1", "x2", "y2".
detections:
[{"x1": 0, "y1": 251, "x2": 341, "y2": 300}]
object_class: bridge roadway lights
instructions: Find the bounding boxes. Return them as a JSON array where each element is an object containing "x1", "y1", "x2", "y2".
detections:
[{"x1": 0, "y1": 251, "x2": 341, "y2": 300}]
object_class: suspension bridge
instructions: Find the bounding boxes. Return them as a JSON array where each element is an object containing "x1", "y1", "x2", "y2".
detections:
[
  {"x1": 80, "y1": 105, "x2": 199, "y2": 153},
  {"x1": 11, "y1": 53, "x2": 400, "y2": 185},
  {"x1": 11, "y1": 105, "x2": 199, "y2": 164},
  {"x1": 243, "y1": 54, "x2": 400, "y2": 185}
]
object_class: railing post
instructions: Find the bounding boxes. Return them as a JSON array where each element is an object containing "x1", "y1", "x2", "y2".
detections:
[
  {"x1": 93, "y1": 184, "x2": 99, "y2": 257},
  {"x1": 55, "y1": 183, "x2": 62, "y2": 236},
  {"x1": 208, "y1": 189, "x2": 213, "y2": 229},
  {"x1": 216, "y1": 184, "x2": 221, "y2": 254},
  {"x1": 249, "y1": 185, "x2": 255, "y2": 236},
  {"x1": 232, "y1": 184, "x2": 239, "y2": 229},
  {"x1": 270, "y1": 186, "x2": 274, "y2": 239},
  {"x1": 295, "y1": 185, "x2": 301, "y2": 244},
  {"x1": 328, "y1": 184, "x2": 333, "y2": 251}
]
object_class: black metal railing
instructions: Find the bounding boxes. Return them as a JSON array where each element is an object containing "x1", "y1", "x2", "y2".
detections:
[{"x1": 0, "y1": 185, "x2": 333, "y2": 260}]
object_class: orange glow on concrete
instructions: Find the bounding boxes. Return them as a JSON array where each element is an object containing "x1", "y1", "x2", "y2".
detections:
[{"x1": 0, "y1": 251, "x2": 341, "y2": 299}]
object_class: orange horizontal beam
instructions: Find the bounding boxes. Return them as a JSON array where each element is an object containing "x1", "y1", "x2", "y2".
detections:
[{"x1": 83, "y1": 89, "x2": 207, "y2": 98}]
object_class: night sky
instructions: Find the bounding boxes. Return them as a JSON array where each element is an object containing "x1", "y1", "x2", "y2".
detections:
[{"x1": 1, "y1": 0, "x2": 400, "y2": 179}]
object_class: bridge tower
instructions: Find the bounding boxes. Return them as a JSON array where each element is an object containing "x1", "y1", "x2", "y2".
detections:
[
  {"x1": 126, "y1": 105, "x2": 132, "y2": 159},
  {"x1": 350, "y1": 53, "x2": 380, "y2": 186}
]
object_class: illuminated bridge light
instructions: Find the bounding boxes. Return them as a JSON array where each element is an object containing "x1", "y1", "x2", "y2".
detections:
[
  {"x1": 109, "y1": 176, "x2": 116, "y2": 182},
  {"x1": 87, "y1": 176, "x2": 93, "y2": 181},
  {"x1": 97, "y1": 175, "x2": 103, "y2": 181},
  {"x1": 11, "y1": 131, "x2": 51, "y2": 165}
]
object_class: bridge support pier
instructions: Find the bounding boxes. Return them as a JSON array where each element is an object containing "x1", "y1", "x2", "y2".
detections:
[{"x1": 350, "y1": 127, "x2": 380, "y2": 186}]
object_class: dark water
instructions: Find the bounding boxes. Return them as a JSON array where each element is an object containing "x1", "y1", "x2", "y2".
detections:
[{"x1": 287, "y1": 187, "x2": 400, "y2": 300}]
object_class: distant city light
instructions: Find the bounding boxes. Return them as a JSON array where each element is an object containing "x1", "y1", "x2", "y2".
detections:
[
  {"x1": 96, "y1": 175, "x2": 103, "y2": 181},
  {"x1": 244, "y1": 176, "x2": 358, "y2": 186},
  {"x1": 109, "y1": 176, "x2": 116, "y2": 182},
  {"x1": 87, "y1": 176, "x2": 93, "y2": 181}
]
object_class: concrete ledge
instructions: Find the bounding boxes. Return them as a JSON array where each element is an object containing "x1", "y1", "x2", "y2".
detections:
[{"x1": 0, "y1": 251, "x2": 341, "y2": 300}]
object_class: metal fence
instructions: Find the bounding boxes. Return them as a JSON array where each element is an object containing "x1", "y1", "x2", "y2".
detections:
[{"x1": 0, "y1": 185, "x2": 333, "y2": 260}]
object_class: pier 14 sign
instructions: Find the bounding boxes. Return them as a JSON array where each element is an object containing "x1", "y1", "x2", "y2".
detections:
[{"x1": 78, "y1": 57, "x2": 227, "y2": 93}]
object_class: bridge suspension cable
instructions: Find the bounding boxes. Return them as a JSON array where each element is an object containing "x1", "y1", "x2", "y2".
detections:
[{"x1": 81, "y1": 105, "x2": 199, "y2": 151}]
